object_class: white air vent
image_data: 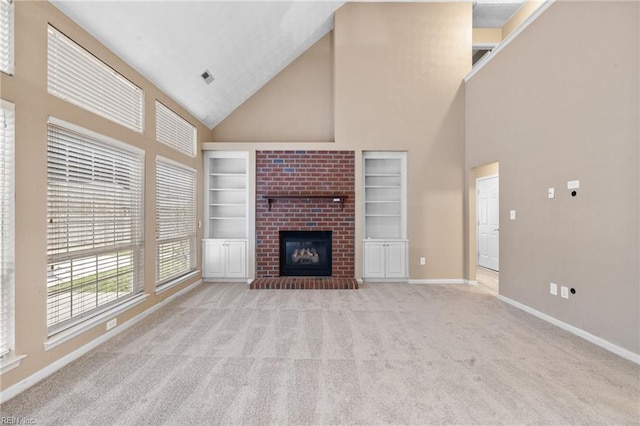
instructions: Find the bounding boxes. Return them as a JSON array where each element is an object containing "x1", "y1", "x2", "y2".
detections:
[{"x1": 201, "y1": 70, "x2": 214, "y2": 84}]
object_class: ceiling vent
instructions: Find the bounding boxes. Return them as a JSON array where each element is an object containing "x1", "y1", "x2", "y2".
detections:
[{"x1": 201, "y1": 70, "x2": 214, "y2": 85}]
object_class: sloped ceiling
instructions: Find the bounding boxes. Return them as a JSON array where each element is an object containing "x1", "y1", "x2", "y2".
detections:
[
  {"x1": 51, "y1": 1, "x2": 344, "y2": 129},
  {"x1": 50, "y1": 1, "x2": 523, "y2": 130}
]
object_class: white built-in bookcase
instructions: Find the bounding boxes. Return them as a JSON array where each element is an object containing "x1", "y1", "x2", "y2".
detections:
[
  {"x1": 204, "y1": 151, "x2": 248, "y2": 240},
  {"x1": 363, "y1": 151, "x2": 407, "y2": 239}
]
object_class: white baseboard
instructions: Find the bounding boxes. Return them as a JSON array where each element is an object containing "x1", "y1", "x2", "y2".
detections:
[
  {"x1": 497, "y1": 295, "x2": 640, "y2": 365},
  {"x1": 0, "y1": 279, "x2": 203, "y2": 404},
  {"x1": 409, "y1": 279, "x2": 477, "y2": 285}
]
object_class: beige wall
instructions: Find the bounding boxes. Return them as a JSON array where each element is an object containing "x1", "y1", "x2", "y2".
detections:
[
  {"x1": 473, "y1": 28, "x2": 502, "y2": 45},
  {"x1": 1, "y1": 1, "x2": 207, "y2": 391},
  {"x1": 466, "y1": 1, "x2": 639, "y2": 354},
  {"x1": 212, "y1": 33, "x2": 334, "y2": 142},
  {"x1": 212, "y1": 2, "x2": 472, "y2": 281}
]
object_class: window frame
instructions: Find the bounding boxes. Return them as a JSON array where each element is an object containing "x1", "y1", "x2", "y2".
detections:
[
  {"x1": 155, "y1": 101, "x2": 197, "y2": 157},
  {"x1": 155, "y1": 156, "x2": 197, "y2": 287},
  {"x1": 0, "y1": 0, "x2": 14, "y2": 76},
  {"x1": 0, "y1": 99, "x2": 15, "y2": 359},
  {"x1": 46, "y1": 117, "x2": 145, "y2": 335},
  {"x1": 47, "y1": 25, "x2": 145, "y2": 133}
]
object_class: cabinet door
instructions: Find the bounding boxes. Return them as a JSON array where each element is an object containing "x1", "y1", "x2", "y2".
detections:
[
  {"x1": 225, "y1": 241, "x2": 247, "y2": 278},
  {"x1": 203, "y1": 240, "x2": 225, "y2": 278},
  {"x1": 385, "y1": 241, "x2": 407, "y2": 279},
  {"x1": 363, "y1": 242, "x2": 386, "y2": 279}
]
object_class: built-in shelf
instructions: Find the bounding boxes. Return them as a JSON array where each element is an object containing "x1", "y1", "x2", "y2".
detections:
[{"x1": 262, "y1": 194, "x2": 348, "y2": 211}]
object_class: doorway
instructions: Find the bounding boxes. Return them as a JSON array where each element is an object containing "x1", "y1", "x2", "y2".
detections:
[{"x1": 476, "y1": 175, "x2": 499, "y2": 271}]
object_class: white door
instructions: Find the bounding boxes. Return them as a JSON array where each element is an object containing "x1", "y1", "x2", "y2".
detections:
[
  {"x1": 225, "y1": 241, "x2": 247, "y2": 278},
  {"x1": 363, "y1": 242, "x2": 386, "y2": 278},
  {"x1": 385, "y1": 241, "x2": 407, "y2": 279},
  {"x1": 477, "y1": 176, "x2": 499, "y2": 271},
  {"x1": 203, "y1": 240, "x2": 225, "y2": 278}
]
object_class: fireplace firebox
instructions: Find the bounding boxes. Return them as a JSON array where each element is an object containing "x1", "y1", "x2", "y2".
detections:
[{"x1": 279, "y1": 231, "x2": 332, "y2": 276}]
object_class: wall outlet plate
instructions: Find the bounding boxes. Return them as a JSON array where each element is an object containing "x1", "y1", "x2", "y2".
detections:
[
  {"x1": 567, "y1": 180, "x2": 580, "y2": 190},
  {"x1": 548, "y1": 188, "x2": 555, "y2": 199},
  {"x1": 561, "y1": 286, "x2": 569, "y2": 299},
  {"x1": 106, "y1": 318, "x2": 117, "y2": 331},
  {"x1": 550, "y1": 282, "x2": 558, "y2": 295},
  {"x1": 420, "y1": 257, "x2": 426, "y2": 265},
  {"x1": 510, "y1": 210, "x2": 516, "y2": 220}
]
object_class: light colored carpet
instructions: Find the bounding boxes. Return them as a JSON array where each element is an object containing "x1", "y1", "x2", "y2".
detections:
[{"x1": 2, "y1": 283, "x2": 639, "y2": 425}]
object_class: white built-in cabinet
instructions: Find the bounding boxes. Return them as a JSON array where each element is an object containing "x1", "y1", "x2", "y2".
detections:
[
  {"x1": 363, "y1": 151, "x2": 408, "y2": 281},
  {"x1": 203, "y1": 151, "x2": 248, "y2": 281}
]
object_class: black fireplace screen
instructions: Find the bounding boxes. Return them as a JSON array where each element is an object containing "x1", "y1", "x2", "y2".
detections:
[{"x1": 279, "y1": 231, "x2": 332, "y2": 276}]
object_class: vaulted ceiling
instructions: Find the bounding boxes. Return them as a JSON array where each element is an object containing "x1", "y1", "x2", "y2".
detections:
[{"x1": 51, "y1": 1, "x2": 523, "y2": 130}]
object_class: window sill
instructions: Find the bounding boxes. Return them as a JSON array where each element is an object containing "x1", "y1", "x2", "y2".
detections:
[
  {"x1": 44, "y1": 293, "x2": 150, "y2": 352},
  {"x1": 1, "y1": 354, "x2": 27, "y2": 375},
  {"x1": 155, "y1": 270, "x2": 200, "y2": 295}
]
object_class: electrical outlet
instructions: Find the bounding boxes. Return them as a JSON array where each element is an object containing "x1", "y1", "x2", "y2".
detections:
[
  {"x1": 548, "y1": 188, "x2": 555, "y2": 199},
  {"x1": 510, "y1": 210, "x2": 516, "y2": 220},
  {"x1": 106, "y1": 318, "x2": 117, "y2": 331},
  {"x1": 420, "y1": 257, "x2": 426, "y2": 265},
  {"x1": 550, "y1": 282, "x2": 557, "y2": 296},
  {"x1": 560, "y1": 286, "x2": 569, "y2": 299}
]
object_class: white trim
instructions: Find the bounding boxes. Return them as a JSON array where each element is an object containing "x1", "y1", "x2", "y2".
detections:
[
  {"x1": 155, "y1": 155, "x2": 197, "y2": 174},
  {"x1": 1, "y1": 279, "x2": 202, "y2": 404},
  {"x1": 467, "y1": 280, "x2": 479, "y2": 286},
  {"x1": 203, "y1": 278, "x2": 248, "y2": 283},
  {"x1": 155, "y1": 270, "x2": 200, "y2": 295},
  {"x1": 465, "y1": 0, "x2": 556, "y2": 82},
  {"x1": 472, "y1": 42, "x2": 499, "y2": 50},
  {"x1": 0, "y1": 354, "x2": 26, "y2": 375},
  {"x1": 45, "y1": 294, "x2": 150, "y2": 351},
  {"x1": 409, "y1": 279, "x2": 472, "y2": 285},
  {"x1": 498, "y1": 295, "x2": 640, "y2": 365},
  {"x1": 47, "y1": 116, "x2": 145, "y2": 156},
  {"x1": 356, "y1": 278, "x2": 364, "y2": 285}
]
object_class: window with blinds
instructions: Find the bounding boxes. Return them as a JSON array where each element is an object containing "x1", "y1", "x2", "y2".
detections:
[
  {"x1": 156, "y1": 158, "x2": 197, "y2": 286},
  {"x1": 0, "y1": 0, "x2": 13, "y2": 75},
  {"x1": 0, "y1": 101, "x2": 14, "y2": 358},
  {"x1": 155, "y1": 101, "x2": 196, "y2": 157},
  {"x1": 47, "y1": 118, "x2": 144, "y2": 332},
  {"x1": 47, "y1": 26, "x2": 144, "y2": 133}
]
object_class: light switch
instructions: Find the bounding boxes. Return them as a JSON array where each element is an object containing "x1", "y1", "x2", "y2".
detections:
[
  {"x1": 567, "y1": 180, "x2": 580, "y2": 190},
  {"x1": 550, "y1": 282, "x2": 557, "y2": 295},
  {"x1": 561, "y1": 286, "x2": 569, "y2": 299},
  {"x1": 548, "y1": 188, "x2": 555, "y2": 199},
  {"x1": 510, "y1": 210, "x2": 516, "y2": 220}
]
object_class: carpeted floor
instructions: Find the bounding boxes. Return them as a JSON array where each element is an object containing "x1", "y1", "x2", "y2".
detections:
[{"x1": 2, "y1": 283, "x2": 639, "y2": 425}]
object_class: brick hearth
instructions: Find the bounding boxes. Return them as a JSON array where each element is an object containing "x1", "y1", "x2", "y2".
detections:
[
  {"x1": 256, "y1": 150, "x2": 355, "y2": 278},
  {"x1": 250, "y1": 277, "x2": 359, "y2": 290}
]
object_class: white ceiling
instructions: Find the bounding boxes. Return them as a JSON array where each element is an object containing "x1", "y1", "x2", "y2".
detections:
[
  {"x1": 51, "y1": 1, "x2": 344, "y2": 129},
  {"x1": 51, "y1": 1, "x2": 521, "y2": 130},
  {"x1": 473, "y1": 1, "x2": 524, "y2": 28}
]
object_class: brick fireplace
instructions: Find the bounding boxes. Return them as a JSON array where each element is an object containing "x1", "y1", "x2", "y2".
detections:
[{"x1": 255, "y1": 150, "x2": 355, "y2": 278}]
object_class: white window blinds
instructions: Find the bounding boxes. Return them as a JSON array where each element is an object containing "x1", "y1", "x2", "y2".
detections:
[
  {"x1": 0, "y1": 100, "x2": 14, "y2": 358},
  {"x1": 47, "y1": 118, "x2": 144, "y2": 332},
  {"x1": 0, "y1": 0, "x2": 13, "y2": 75},
  {"x1": 156, "y1": 158, "x2": 196, "y2": 285},
  {"x1": 47, "y1": 26, "x2": 144, "y2": 133},
  {"x1": 155, "y1": 101, "x2": 196, "y2": 157}
]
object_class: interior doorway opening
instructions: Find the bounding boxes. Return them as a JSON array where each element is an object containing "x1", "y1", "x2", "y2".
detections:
[{"x1": 469, "y1": 162, "x2": 499, "y2": 293}]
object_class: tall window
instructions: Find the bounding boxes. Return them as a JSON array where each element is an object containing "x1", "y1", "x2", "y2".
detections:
[
  {"x1": 0, "y1": 100, "x2": 14, "y2": 358},
  {"x1": 47, "y1": 118, "x2": 144, "y2": 332},
  {"x1": 156, "y1": 158, "x2": 196, "y2": 286},
  {"x1": 155, "y1": 101, "x2": 196, "y2": 157},
  {"x1": 47, "y1": 26, "x2": 144, "y2": 133},
  {"x1": 0, "y1": 0, "x2": 13, "y2": 75}
]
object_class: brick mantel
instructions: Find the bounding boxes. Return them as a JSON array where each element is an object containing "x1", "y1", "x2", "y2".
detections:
[{"x1": 255, "y1": 150, "x2": 355, "y2": 278}]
